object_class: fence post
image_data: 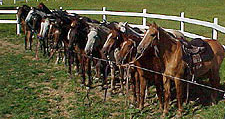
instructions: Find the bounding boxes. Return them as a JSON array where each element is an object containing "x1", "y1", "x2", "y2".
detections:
[
  {"x1": 16, "y1": 7, "x2": 21, "y2": 35},
  {"x1": 14, "y1": 0, "x2": 16, "y2": 4},
  {"x1": 142, "y1": 9, "x2": 147, "y2": 26},
  {"x1": 25, "y1": 0, "x2": 28, "y2": 2},
  {"x1": 212, "y1": 18, "x2": 218, "y2": 40},
  {"x1": 102, "y1": 7, "x2": 107, "y2": 22},
  {"x1": 0, "y1": 0, "x2": 2, "y2": 5},
  {"x1": 180, "y1": 12, "x2": 185, "y2": 32}
]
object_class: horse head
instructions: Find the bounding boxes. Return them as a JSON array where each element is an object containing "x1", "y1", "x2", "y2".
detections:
[
  {"x1": 115, "y1": 39, "x2": 136, "y2": 65},
  {"x1": 17, "y1": 5, "x2": 30, "y2": 24},
  {"x1": 68, "y1": 17, "x2": 89, "y2": 50},
  {"x1": 101, "y1": 28, "x2": 122, "y2": 56},
  {"x1": 135, "y1": 22, "x2": 159, "y2": 60},
  {"x1": 85, "y1": 26, "x2": 99, "y2": 55}
]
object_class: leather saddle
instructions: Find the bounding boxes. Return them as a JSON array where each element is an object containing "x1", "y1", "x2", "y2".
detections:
[{"x1": 180, "y1": 38, "x2": 214, "y2": 70}]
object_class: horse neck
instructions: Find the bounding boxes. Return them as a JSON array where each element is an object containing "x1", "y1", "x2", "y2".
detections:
[{"x1": 157, "y1": 27, "x2": 179, "y2": 62}]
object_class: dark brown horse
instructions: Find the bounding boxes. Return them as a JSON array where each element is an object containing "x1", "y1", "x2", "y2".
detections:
[
  {"x1": 24, "y1": 3, "x2": 52, "y2": 59},
  {"x1": 67, "y1": 16, "x2": 92, "y2": 87},
  {"x1": 17, "y1": 5, "x2": 31, "y2": 34},
  {"x1": 136, "y1": 22, "x2": 225, "y2": 117}
]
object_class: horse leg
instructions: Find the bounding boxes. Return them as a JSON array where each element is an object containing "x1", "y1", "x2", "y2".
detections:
[
  {"x1": 131, "y1": 70, "x2": 137, "y2": 107},
  {"x1": 109, "y1": 64, "x2": 116, "y2": 93},
  {"x1": 35, "y1": 39, "x2": 40, "y2": 60},
  {"x1": 24, "y1": 31, "x2": 28, "y2": 50},
  {"x1": 29, "y1": 32, "x2": 33, "y2": 50},
  {"x1": 162, "y1": 76, "x2": 171, "y2": 117},
  {"x1": 74, "y1": 53, "x2": 80, "y2": 75},
  {"x1": 68, "y1": 50, "x2": 73, "y2": 77},
  {"x1": 81, "y1": 56, "x2": 86, "y2": 86},
  {"x1": 174, "y1": 77, "x2": 183, "y2": 118},
  {"x1": 87, "y1": 58, "x2": 92, "y2": 88},
  {"x1": 139, "y1": 74, "x2": 147, "y2": 110},
  {"x1": 209, "y1": 69, "x2": 220, "y2": 105},
  {"x1": 95, "y1": 60, "x2": 101, "y2": 80},
  {"x1": 119, "y1": 66, "x2": 125, "y2": 94},
  {"x1": 136, "y1": 71, "x2": 140, "y2": 108},
  {"x1": 55, "y1": 51, "x2": 60, "y2": 65},
  {"x1": 155, "y1": 74, "x2": 164, "y2": 111}
]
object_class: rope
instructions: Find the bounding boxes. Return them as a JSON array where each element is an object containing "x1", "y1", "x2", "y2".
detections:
[{"x1": 72, "y1": 52, "x2": 225, "y2": 96}]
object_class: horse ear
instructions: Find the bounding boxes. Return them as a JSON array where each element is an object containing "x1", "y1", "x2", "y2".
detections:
[
  {"x1": 152, "y1": 22, "x2": 158, "y2": 28},
  {"x1": 124, "y1": 22, "x2": 128, "y2": 26},
  {"x1": 146, "y1": 22, "x2": 151, "y2": 26}
]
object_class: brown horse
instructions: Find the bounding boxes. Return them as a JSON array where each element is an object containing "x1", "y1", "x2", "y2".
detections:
[
  {"x1": 17, "y1": 5, "x2": 31, "y2": 34},
  {"x1": 67, "y1": 16, "x2": 92, "y2": 87},
  {"x1": 115, "y1": 26, "x2": 186, "y2": 111},
  {"x1": 135, "y1": 22, "x2": 225, "y2": 117},
  {"x1": 115, "y1": 38, "x2": 164, "y2": 111}
]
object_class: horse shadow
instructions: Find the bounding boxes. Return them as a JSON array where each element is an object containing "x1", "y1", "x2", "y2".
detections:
[{"x1": 170, "y1": 80, "x2": 225, "y2": 106}]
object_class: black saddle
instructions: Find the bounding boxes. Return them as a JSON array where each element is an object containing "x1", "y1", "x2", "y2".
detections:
[{"x1": 181, "y1": 38, "x2": 214, "y2": 70}]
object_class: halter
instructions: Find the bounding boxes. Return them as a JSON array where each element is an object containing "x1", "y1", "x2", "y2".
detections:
[{"x1": 135, "y1": 30, "x2": 159, "y2": 61}]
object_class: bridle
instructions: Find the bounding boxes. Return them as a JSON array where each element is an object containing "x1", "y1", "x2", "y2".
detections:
[{"x1": 135, "y1": 29, "x2": 160, "y2": 61}]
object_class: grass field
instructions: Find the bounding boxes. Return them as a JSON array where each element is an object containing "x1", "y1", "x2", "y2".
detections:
[{"x1": 0, "y1": 0, "x2": 225, "y2": 119}]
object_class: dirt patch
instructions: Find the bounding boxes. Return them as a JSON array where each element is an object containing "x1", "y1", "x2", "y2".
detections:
[{"x1": 0, "y1": 39, "x2": 23, "y2": 54}]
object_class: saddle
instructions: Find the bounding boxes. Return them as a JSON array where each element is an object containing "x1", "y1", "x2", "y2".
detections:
[{"x1": 181, "y1": 38, "x2": 214, "y2": 71}]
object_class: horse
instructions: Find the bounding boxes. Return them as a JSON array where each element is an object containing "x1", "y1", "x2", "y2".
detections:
[
  {"x1": 84, "y1": 22, "x2": 111, "y2": 87},
  {"x1": 101, "y1": 22, "x2": 146, "y2": 96},
  {"x1": 47, "y1": 11, "x2": 82, "y2": 67},
  {"x1": 17, "y1": 5, "x2": 31, "y2": 34},
  {"x1": 24, "y1": 3, "x2": 52, "y2": 59},
  {"x1": 67, "y1": 16, "x2": 92, "y2": 87},
  {"x1": 135, "y1": 22, "x2": 225, "y2": 117},
  {"x1": 115, "y1": 23, "x2": 186, "y2": 111}
]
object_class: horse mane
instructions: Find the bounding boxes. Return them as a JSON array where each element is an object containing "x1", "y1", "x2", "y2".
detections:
[
  {"x1": 80, "y1": 16, "x2": 100, "y2": 24},
  {"x1": 158, "y1": 27, "x2": 178, "y2": 44},
  {"x1": 87, "y1": 22, "x2": 110, "y2": 34}
]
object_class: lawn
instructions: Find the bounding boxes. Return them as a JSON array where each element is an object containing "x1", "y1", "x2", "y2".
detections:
[{"x1": 0, "y1": 0, "x2": 225, "y2": 118}]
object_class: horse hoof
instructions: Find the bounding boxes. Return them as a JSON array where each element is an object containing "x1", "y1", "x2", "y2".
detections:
[
  {"x1": 118, "y1": 92, "x2": 123, "y2": 96},
  {"x1": 106, "y1": 91, "x2": 112, "y2": 97},
  {"x1": 86, "y1": 86, "x2": 90, "y2": 90},
  {"x1": 94, "y1": 77, "x2": 99, "y2": 81},
  {"x1": 129, "y1": 104, "x2": 135, "y2": 108},
  {"x1": 175, "y1": 113, "x2": 182, "y2": 118},
  {"x1": 80, "y1": 84, "x2": 85, "y2": 87},
  {"x1": 75, "y1": 72, "x2": 79, "y2": 76}
]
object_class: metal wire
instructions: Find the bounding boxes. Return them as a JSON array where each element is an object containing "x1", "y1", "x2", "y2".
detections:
[{"x1": 78, "y1": 52, "x2": 225, "y2": 95}]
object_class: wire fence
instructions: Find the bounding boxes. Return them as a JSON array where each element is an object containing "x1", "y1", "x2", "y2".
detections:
[{"x1": 79, "y1": 52, "x2": 225, "y2": 98}]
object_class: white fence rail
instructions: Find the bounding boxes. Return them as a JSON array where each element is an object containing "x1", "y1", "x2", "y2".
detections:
[{"x1": 1, "y1": 7, "x2": 225, "y2": 40}]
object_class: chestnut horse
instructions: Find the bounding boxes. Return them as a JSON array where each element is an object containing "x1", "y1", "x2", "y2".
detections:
[
  {"x1": 101, "y1": 22, "x2": 145, "y2": 93},
  {"x1": 136, "y1": 22, "x2": 225, "y2": 117},
  {"x1": 115, "y1": 25, "x2": 186, "y2": 111}
]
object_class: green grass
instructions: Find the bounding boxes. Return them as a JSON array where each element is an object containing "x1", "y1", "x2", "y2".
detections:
[
  {"x1": 0, "y1": 0, "x2": 225, "y2": 118},
  {"x1": 1, "y1": 0, "x2": 225, "y2": 43}
]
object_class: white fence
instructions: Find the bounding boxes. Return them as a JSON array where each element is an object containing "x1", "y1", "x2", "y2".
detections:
[{"x1": 1, "y1": 7, "x2": 225, "y2": 40}]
